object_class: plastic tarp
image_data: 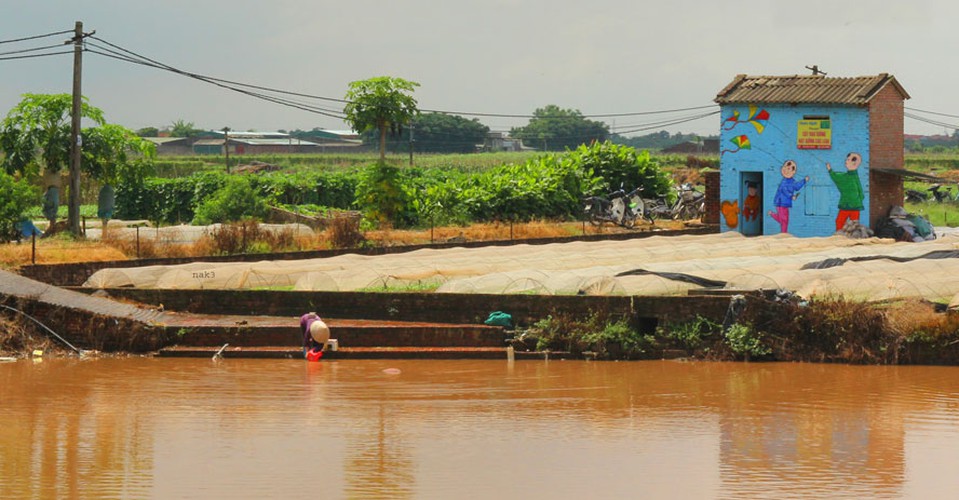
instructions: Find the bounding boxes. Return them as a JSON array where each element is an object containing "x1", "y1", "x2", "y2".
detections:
[{"x1": 83, "y1": 231, "x2": 959, "y2": 302}]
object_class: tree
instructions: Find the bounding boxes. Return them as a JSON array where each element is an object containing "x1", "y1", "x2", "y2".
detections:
[
  {"x1": 0, "y1": 93, "x2": 104, "y2": 177},
  {"x1": 400, "y1": 112, "x2": 489, "y2": 154},
  {"x1": 510, "y1": 105, "x2": 608, "y2": 152},
  {"x1": 0, "y1": 94, "x2": 155, "y2": 232},
  {"x1": 169, "y1": 119, "x2": 203, "y2": 138},
  {"x1": 0, "y1": 171, "x2": 37, "y2": 242},
  {"x1": 136, "y1": 126, "x2": 159, "y2": 137},
  {"x1": 343, "y1": 76, "x2": 420, "y2": 162}
]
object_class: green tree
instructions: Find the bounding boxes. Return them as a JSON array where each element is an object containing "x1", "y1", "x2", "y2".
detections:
[
  {"x1": 343, "y1": 76, "x2": 420, "y2": 162},
  {"x1": 0, "y1": 93, "x2": 104, "y2": 177},
  {"x1": 403, "y1": 112, "x2": 489, "y2": 154},
  {"x1": 192, "y1": 177, "x2": 268, "y2": 225},
  {"x1": 0, "y1": 94, "x2": 155, "y2": 232},
  {"x1": 567, "y1": 141, "x2": 672, "y2": 198},
  {"x1": 0, "y1": 171, "x2": 37, "y2": 241},
  {"x1": 510, "y1": 105, "x2": 608, "y2": 152},
  {"x1": 170, "y1": 119, "x2": 203, "y2": 138},
  {"x1": 135, "y1": 126, "x2": 159, "y2": 137}
]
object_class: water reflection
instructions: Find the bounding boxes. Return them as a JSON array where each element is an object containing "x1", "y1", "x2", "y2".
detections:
[{"x1": 2, "y1": 359, "x2": 959, "y2": 498}]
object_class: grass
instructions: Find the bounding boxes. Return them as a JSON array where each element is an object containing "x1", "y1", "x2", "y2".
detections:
[{"x1": 0, "y1": 218, "x2": 683, "y2": 269}]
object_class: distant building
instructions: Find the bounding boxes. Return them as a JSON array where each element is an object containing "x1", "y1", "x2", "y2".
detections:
[
  {"x1": 143, "y1": 137, "x2": 193, "y2": 156},
  {"x1": 480, "y1": 131, "x2": 530, "y2": 152},
  {"x1": 661, "y1": 139, "x2": 720, "y2": 155},
  {"x1": 190, "y1": 130, "x2": 362, "y2": 156},
  {"x1": 713, "y1": 73, "x2": 910, "y2": 237}
]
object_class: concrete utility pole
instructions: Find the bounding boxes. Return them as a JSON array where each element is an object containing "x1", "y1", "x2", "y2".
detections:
[
  {"x1": 408, "y1": 120, "x2": 414, "y2": 166},
  {"x1": 222, "y1": 127, "x2": 231, "y2": 173},
  {"x1": 68, "y1": 21, "x2": 85, "y2": 236}
]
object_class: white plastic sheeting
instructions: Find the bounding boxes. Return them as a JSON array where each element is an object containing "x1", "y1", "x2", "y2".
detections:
[
  {"x1": 82, "y1": 232, "x2": 959, "y2": 302},
  {"x1": 84, "y1": 223, "x2": 315, "y2": 243}
]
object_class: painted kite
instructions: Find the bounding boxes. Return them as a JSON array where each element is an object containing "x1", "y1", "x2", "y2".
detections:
[
  {"x1": 721, "y1": 134, "x2": 751, "y2": 155},
  {"x1": 723, "y1": 105, "x2": 770, "y2": 133}
]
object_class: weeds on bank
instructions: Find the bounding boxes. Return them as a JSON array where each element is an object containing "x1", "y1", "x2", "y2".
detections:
[
  {"x1": 0, "y1": 313, "x2": 63, "y2": 357},
  {"x1": 744, "y1": 296, "x2": 959, "y2": 364},
  {"x1": 520, "y1": 312, "x2": 656, "y2": 360}
]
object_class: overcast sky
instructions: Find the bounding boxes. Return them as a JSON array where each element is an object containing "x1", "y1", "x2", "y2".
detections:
[{"x1": 1, "y1": 0, "x2": 955, "y2": 137}]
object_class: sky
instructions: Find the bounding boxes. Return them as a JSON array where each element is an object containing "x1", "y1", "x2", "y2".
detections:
[{"x1": 1, "y1": 0, "x2": 956, "y2": 138}]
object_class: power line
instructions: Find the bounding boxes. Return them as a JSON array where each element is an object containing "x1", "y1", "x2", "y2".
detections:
[
  {"x1": 85, "y1": 42, "x2": 347, "y2": 118},
  {"x1": 0, "y1": 50, "x2": 73, "y2": 62},
  {"x1": 86, "y1": 46, "x2": 348, "y2": 120},
  {"x1": 905, "y1": 112, "x2": 957, "y2": 130},
  {"x1": 418, "y1": 104, "x2": 719, "y2": 119},
  {"x1": 90, "y1": 35, "x2": 719, "y2": 122},
  {"x1": 0, "y1": 29, "x2": 73, "y2": 45},
  {"x1": 0, "y1": 42, "x2": 71, "y2": 58},
  {"x1": 905, "y1": 107, "x2": 959, "y2": 120}
]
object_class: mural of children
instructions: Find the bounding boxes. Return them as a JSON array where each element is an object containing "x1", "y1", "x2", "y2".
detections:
[
  {"x1": 827, "y1": 152, "x2": 864, "y2": 232},
  {"x1": 742, "y1": 180, "x2": 760, "y2": 221},
  {"x1": 768, "y1": 160, "x2": 808, "y2": 233}
]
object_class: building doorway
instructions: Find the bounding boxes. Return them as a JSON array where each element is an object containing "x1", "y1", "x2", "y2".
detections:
[{"x1": 740, "y1": 172, "x2": 763, "y2": 236}]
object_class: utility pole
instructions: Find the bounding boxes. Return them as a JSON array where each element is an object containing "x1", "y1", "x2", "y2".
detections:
[
  {"x1": 222, "y1": 127, "x2": 231, "y2": 173},
  {"x1": 68, "y1": 21, "x2": 87, "y2": 236},
  {"x1": 408, "y1": 119, "x2": 414, "y2": 166}
]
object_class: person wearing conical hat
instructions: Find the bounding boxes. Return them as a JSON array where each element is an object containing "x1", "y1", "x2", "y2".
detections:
[{"x1": 300, "y1": 312, "x2": 330, "y2": 358}]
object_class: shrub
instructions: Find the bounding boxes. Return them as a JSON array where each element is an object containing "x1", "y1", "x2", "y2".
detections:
[
  {"x1": 0, "y1": 172, "x2": 38, "y2": 241},
  {"x1": 328, "y1": 214, "x2": 365, "y2": 249},
  {"x1": 659, "y1": 315, "x2": 719, "y2": 351},
  {"x1": 192, "y1": 178, "x2": 268, "y2": 225},
  {"x1": 580, "y1": 320, "x2": 655, "y2": 360},
  {"x1": 724, "y1": 323, "x2": 771, "y2": 360},
  {"x1": 354, "y1": 162, "x2": 413, "y2": 227}
]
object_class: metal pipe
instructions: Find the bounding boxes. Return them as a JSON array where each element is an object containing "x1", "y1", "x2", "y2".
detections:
[{"x1": 0, "y1": 304, "x2": 84, "y2": 355}]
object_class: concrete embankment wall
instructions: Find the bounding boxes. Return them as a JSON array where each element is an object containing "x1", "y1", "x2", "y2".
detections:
[{"x1": 83, "y1": 289, "x2": 735, "y2": 332}]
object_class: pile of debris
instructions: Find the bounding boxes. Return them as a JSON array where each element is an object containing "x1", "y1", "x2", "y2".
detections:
[{"x1": 873, "y1": 206, "x2": 936, "y2": 242}]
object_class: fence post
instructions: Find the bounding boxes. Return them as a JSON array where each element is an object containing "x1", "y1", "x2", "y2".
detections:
[{"x1": 31, "y1": 232, "x2": 36, "y2": 264}]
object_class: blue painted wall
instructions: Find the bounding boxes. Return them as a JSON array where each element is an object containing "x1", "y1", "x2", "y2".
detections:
[{"x1": 718, "y1": 104, "x2": 870, "y2": 237}]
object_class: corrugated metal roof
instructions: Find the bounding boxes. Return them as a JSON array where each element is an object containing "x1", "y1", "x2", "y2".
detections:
[{"x1": 715, "y1": 73, "x2": 909, "y2": 105}]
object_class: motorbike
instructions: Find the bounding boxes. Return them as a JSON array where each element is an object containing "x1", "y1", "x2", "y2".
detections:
[
  {"x1": 928, "y1": 184, "x2": 954, "y2": 203},
  {"x1": 646, "y1": 183, "x2": 705, "y2": 221},
  {"x1": 583, "y1": 186, "x2": 652, "y2": 228}
]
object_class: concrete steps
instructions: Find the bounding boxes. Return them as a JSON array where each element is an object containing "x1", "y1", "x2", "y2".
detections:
[
  {"x1": 156, "y1": 345, "x2": 566, "y2": 360},
  {"x1": 155, "y1": 314, "x2": 519, "y2": 359}
]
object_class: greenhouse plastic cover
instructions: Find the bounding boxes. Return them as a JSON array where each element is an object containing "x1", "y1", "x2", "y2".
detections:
[{"x1": 83, "y1": 231, "x2": 959, "y2": 303}]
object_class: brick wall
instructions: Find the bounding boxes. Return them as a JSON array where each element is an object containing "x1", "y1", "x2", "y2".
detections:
[
  {"x1": 869, "y1": 170, "x2": 904, "y2": 227},
  {"x1": 92, "y1": 288, "x2": 734, "y2": 331},
  {"x1": 867, "y1": 83, "x2": 906, "y2": 226},
  {"x1": 868, "y1": 84, "x2": 905, "y2": 171},
  {"x1": 703, "y1": 170, "x2": 720, "y2": 225}
]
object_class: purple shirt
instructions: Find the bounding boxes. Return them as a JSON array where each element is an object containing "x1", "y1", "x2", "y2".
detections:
[{"x1": 300, "y1": 313, "x2": 321, "y2": 349}]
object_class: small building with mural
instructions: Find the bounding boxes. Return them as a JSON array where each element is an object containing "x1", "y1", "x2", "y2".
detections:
[{"x1": 714, "y1": 73, "x2": 909, "y2": 237}]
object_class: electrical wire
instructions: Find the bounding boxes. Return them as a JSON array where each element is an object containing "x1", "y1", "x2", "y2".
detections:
[
  {"x1": 85, "y1": 44, "x2": 348, "y2": 118},
  {"x1": 905, "y1": 112, "x2": 957, "y2": 130},
  {"x1": 0, "y1": 29, "x2": 73, "y2": 45},
  {"x1": 90, "y1": 35, "x2": 719, "y2": 123},
  {"x1": 0, "y1": 42, "x2": 71, "y2": 58},
  {"x1": 0, "y1": 50, "x2": 73, "y2": 62},
  {"x1": 905, "y1": 107, "x2": 959, "y2": 120},
  {"x1": 86, "y1": 47, "x2": 349, "y2": 120}
]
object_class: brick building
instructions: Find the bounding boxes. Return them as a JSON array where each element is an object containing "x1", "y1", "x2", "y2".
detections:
[{"x1": 713, "y1": 73, "x2": 909, "y2": 237}]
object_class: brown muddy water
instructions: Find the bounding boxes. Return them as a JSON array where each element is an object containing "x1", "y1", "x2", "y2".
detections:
[{"x1": 2, "y1": 358, "x2": 959, "y2": 499}]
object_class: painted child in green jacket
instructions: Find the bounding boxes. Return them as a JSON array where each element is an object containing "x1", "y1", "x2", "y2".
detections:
[{"x1": 827, "y1": 152, "x2": 864, "y2": 232}]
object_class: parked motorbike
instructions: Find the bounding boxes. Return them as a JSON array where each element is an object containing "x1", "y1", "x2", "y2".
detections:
[
  {"x1": 905, "y1": 188, "x2": 929, "y2": 203},
  {"x1": 584, "y1": 186, "x2": 652, "y2": 228},
  {"x1": 928, "y1": 184, "x2": 954, "y2": 203},
  {"x1": 646, "y1": 183, "x2": 705, "y2": 221}
]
